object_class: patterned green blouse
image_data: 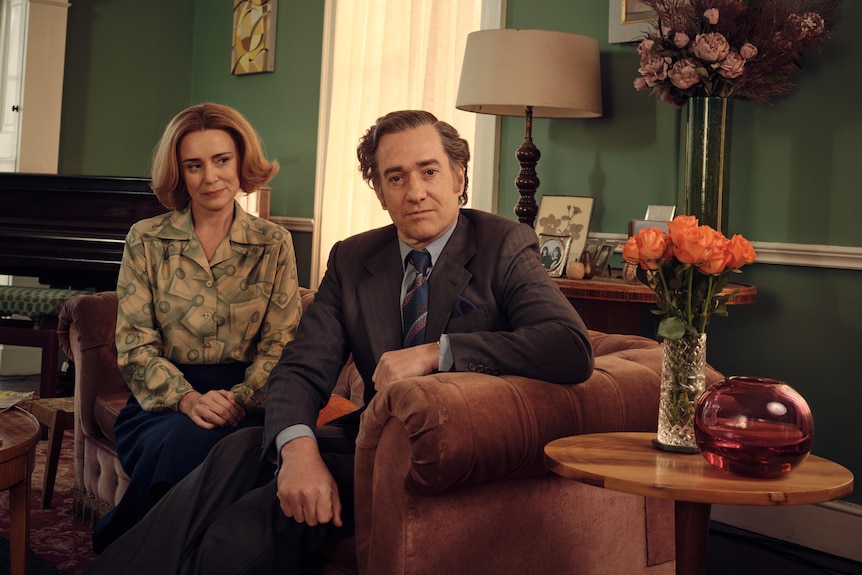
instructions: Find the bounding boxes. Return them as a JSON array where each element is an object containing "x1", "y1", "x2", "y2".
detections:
[{"x1": 115, "y1": 203, "x2": 301, "y2": 412}]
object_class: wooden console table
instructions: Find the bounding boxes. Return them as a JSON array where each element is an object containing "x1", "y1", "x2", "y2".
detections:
[{"x1": 554, "y1": 273, "x2": 757, "y2": 335}]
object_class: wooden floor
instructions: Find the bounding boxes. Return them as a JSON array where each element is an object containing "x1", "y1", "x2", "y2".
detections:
[{"x1": 1, "y1": 373, "x2": 860, "y2": 574}]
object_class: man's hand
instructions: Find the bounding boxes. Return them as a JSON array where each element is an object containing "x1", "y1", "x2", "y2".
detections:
[
  {"x1": 277, "y1": 437, "x2": 342, "y2": 527},
  {"x1": 179, "y1": 389, "x2": 246, "y2": 429},
  {"x1": 371, "y1": 341, "x2": 438, "y2": 391}
]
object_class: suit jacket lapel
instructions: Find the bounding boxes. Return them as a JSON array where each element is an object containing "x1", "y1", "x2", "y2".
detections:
[
  {"x1": 358, "y1": 234, "x2": 404, "y2": 357},
  {"x1": 426, "y1": 213, "x2": 475, "y2": 341}
]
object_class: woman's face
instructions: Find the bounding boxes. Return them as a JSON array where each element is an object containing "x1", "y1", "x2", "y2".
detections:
[{"x1": 179, "y1": 129, "x2": 241, "y2": 216}]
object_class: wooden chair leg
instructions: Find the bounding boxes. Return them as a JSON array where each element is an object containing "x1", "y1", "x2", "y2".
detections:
[{"x1": 42, "y1": 409, "x2": 65, "y2": 508}]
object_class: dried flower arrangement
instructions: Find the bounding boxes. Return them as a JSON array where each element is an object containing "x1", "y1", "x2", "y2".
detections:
[{"x1": 633, "y1": 0, "x2": 840, "y2": 108}]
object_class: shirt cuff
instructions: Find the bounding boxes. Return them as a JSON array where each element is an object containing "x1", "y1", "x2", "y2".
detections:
[
  {"x1": 439, "y1": 334, "x2": 453, "y2": 371},
  {"x1": 274, "y1": 424, "x2": 316, "y2": 469}
]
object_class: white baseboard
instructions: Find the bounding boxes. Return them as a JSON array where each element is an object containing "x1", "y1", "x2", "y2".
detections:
[{"x1": 711, "y1": 500, "x2": 862, "y2": 563}]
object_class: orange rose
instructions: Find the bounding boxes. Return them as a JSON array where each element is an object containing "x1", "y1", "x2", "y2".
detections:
[
  {"x1": 726, "y1": 234, "x2": 757, "y2": 269},
  {"x1": 696, "y1": 234, "x2": 731, "y2": 275},
  {"x1": 666, "y1": 214, "x2": 698, "y2": 245},
  {"x1": 623, "y1": 227, "x2": 669, "y2": 270},
  {"x1": 673, "y1": 224, "x2": 721, "y2": 266}
]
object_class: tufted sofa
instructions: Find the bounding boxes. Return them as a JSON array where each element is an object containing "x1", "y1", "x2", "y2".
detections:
[{"x1": 59, "y1": 288, "x2": 723, "y2": 574}]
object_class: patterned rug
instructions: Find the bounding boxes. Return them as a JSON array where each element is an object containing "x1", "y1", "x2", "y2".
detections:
[{"x1": 0, "y1": 429, "x2": 97, "y2": 574}]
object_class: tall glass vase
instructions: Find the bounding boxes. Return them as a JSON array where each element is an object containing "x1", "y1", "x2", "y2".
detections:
[
  {"x1": 654, "y1": 332, "x2": 707, "y2": 453},
  {"x1": 684, "y1": 97, "x2": 732, "y2": 235}
]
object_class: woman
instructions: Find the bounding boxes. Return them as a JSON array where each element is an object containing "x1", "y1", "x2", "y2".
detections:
[{"x1": 92, "y1": 103, "x2": 302, "y2": 553}]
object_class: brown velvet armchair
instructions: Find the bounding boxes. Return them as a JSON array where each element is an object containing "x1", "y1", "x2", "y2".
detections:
[{"x1": 58, "y1": 288, "x2": 723, "y2": 574}]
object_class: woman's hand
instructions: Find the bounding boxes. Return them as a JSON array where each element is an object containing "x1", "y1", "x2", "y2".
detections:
[{"x1": 179, "y1": 389, "x2": 246, "y2": 429}]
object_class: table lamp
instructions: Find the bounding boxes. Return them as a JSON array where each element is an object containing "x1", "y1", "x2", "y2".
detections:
[{"x1": 456, "y1": 29, "x2": 602, "y2": 226}]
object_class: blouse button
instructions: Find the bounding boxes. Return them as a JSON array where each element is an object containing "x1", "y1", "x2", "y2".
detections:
[
  {"x1": 204, "y1": 312, "x2": 212, "y2": 319},
  {"x1": 205, "y1": 280, "x2": 214, "y2": 288}
]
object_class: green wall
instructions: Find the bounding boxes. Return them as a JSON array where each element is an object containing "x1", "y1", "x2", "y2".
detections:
[
  {"x1": 59, "y1": 1, "x2": 861, "y2": 504},
  {"x1": 59, "y1": 0, "x2": 195, "y2": 176},
  {"x1": 503, "y1": 2, "x2": 862, "y2": 506}
]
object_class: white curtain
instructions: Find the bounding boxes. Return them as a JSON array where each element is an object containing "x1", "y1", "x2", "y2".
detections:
[{"x1": 311, "y1": 0, "x2": 502, "y2": 286}]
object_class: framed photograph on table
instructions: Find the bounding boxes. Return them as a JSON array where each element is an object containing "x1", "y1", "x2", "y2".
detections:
[
  {"x1": 645, "y1": 204, "x2": 676, "y2": 222},
  {"x1": 593, "y1": 242, "x2": 616, "y2": 277},
  {"x1": 538, "y1": 234, "x2": 572, "y2": 278},
  {"x1": 535, "y1": 195, "x2": 595, "y2": 270}
]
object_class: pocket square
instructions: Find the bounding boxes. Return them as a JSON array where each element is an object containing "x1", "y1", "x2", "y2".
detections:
[{"x1": 452, "y1": 296, "x2": 478, "y2": 317}]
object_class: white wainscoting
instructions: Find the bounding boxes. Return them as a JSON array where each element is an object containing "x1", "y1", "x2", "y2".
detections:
[
  {"x1": 591, "y1": 232, "x2": 862, "y2": 271},
  {"x1": 712, "y1": 501, "x2": 862, "y2": 562}
]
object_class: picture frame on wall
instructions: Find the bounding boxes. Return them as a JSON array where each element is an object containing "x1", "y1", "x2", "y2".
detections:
[
  {"x1": 538, "y1": 234, "x2": 572, "y2": 278},
  {"x1": 232, "y1": 0, "x2": 278, "y2": 75},
  {"x1": 535, "y1": 195, "x2": 595, "y2": 271},
  {"x1": 608, "y1": 0, "x2": 656, "y2": 44}
]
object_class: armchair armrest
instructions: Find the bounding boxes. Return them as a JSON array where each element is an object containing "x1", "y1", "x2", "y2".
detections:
[
  {"x1": 356, "y1": 342, "x2": 698, "y2": 496},
  {"x1": 58, "y1": 291, "x2": 128, "y2": 438}
]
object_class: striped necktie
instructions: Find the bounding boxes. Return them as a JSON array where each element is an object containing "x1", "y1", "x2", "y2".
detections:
[{"x1": 402, "y1": 249, "x2": 431, "y2": 347}]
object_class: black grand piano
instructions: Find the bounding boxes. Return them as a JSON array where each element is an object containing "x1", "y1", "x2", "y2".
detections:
[
  {"x1": 0, "y1": 173, "x2": 166, "y2": 291},
  {"x1": 0, "y1": 173, "x2": 166, "y2": 396}
]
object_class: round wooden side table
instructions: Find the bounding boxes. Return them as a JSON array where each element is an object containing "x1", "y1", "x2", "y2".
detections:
[
  {"x1": 0, "y1": 407, "x2": 41, "y2": 575},
  {"x1": 545, "y1": 432, "x2": 854, "y2": 575}
]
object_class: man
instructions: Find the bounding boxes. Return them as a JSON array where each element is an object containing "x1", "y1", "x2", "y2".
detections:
[{"x1": 84, "y1": 110, "x2": 593, "y2": 574}]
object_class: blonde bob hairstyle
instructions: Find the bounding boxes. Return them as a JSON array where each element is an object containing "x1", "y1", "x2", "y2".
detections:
[{"x1": 150, "y1": 103, "x2": 279, "y2": 210}]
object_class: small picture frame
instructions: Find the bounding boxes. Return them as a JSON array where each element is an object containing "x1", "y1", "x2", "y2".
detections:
[
  {"x1": 629, "y1": 219, "x2": 669, "y2": 237},
  {"x1": 644, "y1": 204, "x2": 676, "y2": 222},
  {"x1": 593, "y1": 242, "x2": 616, "y2": 277},
  {"x1": 580, "y1": 237, "x2": 602, "y2": 264},
  {"x1": 538, "y1": 233, "x2": 572, "y2": 278},
  {"x1": 535, "y1": 195, "x2": 595, "y2": 268}
]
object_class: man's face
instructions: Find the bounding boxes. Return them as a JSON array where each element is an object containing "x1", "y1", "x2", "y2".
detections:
[{"x1": 375, "y1": 125, "x2": 465, "y2": 249}]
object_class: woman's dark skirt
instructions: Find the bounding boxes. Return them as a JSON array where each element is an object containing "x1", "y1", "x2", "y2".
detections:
[{"x1": 92, "y1": 362, "x2": 264, "y2": 553}]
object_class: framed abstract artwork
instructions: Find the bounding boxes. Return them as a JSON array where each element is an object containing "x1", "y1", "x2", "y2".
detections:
[{"x1": 232, "y1": 0, "x2": 278, "y2": 75}]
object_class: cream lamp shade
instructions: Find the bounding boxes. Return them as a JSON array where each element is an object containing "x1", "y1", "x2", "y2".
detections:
[
  {"x1": 456, "y1": 29, "x2": 602, "y2": 119},
  {"x1": 456, "y1": 29, "x2": 602, "y2": 225}
]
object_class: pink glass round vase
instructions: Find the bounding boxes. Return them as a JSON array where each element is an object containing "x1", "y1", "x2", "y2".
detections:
[{"x1": 694, "y1": 376, "x2": 814, "y2": 478}]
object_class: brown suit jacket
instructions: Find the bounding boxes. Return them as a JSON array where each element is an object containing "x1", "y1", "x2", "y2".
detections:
[{"x1": 263, "y1": 209, "x2": 593, "y2": 453}]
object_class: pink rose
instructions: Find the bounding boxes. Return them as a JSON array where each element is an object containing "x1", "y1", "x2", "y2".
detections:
[
  {"x1": 739, "y1": 42, "x2": 758, "y2": 60},
  {"x1": 692, "y1": 32, "x2": 730, "y2": 62},
  {"x1": 638, "y1": 54, "x2": 671, "y2": 86},
  {"x1": 704, "y1": 8, "x2": 719, "y2": 26},
  {"x1": 714, "y1": 51, "x2": 746, "y2": 79},
  {"x1": 669, "y1": 58, "x2": 702, "y2": 90},
  {"x1": 633, "y1": 76, "x2": 649, "y2": 91},
  {"x1": 673, "y1": 32, "x2": 690, "y2": 48},
  {"x1": 637, "y1": 38, "x2": 655, "y2": 56}
]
